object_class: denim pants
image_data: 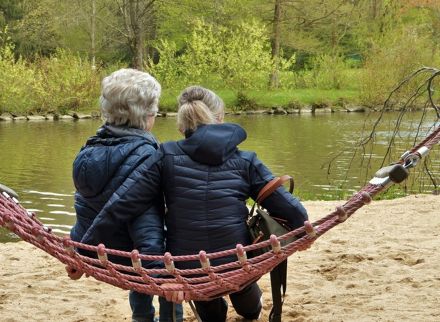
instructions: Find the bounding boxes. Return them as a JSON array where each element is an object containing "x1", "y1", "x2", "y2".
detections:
[
  {"x1": 194, "y1": 282, "x2": 262, "y2": 322},
  {"x1": 129, "y1": 290, "x2": 183, "y2": 322}
]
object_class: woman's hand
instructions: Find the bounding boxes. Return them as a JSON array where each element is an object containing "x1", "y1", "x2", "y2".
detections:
[
  {"x1": 162, "y1": 283, "x2": 185, "y2": 303},
  {"x1": 65, "y1": 266, "x2": 84, "y2": 280}
]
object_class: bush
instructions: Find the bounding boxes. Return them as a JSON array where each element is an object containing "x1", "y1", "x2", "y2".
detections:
[
  {"x1": 36, "y1": 49, "x2": 101, "y2": 114},
  {"x1": 235, "y1": 92, "x2": 259, "y2": 111},
  {"x1": 0, "y1": 26, "x2": 101, "y2": 115},
  {"x1": 0, "y1": 28, "x2": 41, "y2": 114},
  {"x1": 147, "y1": 40, "x2": 186, "y2": 89},
  {"x1": 360, "y1": 26, "x2": 440, "y2": 107},
  {"x1": 149, "y1": 19, "x2": 291, "y2": 92},
  {"x1": 308, "y1": 54, "x2": 352, "y2": 90}
]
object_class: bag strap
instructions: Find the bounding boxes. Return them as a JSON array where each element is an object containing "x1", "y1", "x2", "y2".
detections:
[
  {"x1": 256, "y1": 175, "x2": 294, "y2": 204},
  {"x1": 268, "y1": 260, "x2": 288, "y2": 322},
  {"x1": 252, "y1": 175, "x2": 292, "y2": 322},
  {"x1": 248, "y1": 175, "x2": 294, "y2": 218}
]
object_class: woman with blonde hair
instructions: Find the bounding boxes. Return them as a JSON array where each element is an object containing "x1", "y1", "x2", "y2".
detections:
[{"x1": 83, "y1": 86, "x2": 308, "y2": 322}]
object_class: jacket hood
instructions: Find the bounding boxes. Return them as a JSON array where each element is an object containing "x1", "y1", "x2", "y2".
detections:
[
  {"x1": 177, "y1": 123, "x2": 247, "y2": 166},
  {"x1": 73, "y1": 124, "x2": 158, "y2": 197}
]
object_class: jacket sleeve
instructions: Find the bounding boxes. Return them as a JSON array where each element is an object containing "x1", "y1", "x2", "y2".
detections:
[
  {"x1": 81, "y1": 151, "x2": 164, "y2": 246},
  {"x1": 127, "y1": 199, "x2": 165, "y2": 269},
  {"x1": 248, "y1": 153, "x2": 308, "y2": 229}
]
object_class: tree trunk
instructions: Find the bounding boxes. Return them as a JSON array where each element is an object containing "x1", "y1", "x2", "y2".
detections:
[
  {"x1": 128, "y1": 0, "x2": 144, "y2": 70},
  {"x1": 270, "y1": 0, "x2": 282, "y2": 89},
  {"x1": 145, "y1": 4, "x2": 157, "y2": 69},
  {"x1": 133, "y1": 27, "x2": 144, "y2": 69},
  {"x1": 371, "y1": 0, "x2": 378, "y2": 19},
  {"x1": 91, "y1": 0, "x2": 96, "y2": 70}
]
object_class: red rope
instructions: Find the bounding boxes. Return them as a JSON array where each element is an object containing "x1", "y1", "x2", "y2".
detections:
[{"x1": 1, "y1": 124, "x2": 439, "y2": 301}]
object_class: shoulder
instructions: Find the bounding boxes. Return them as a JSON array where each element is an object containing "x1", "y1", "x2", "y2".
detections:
[
  {"x1": 159, "y1": 141, "x2": 184, "y2": 155},
  {"x1": 136, "y1": 140, "x2": 158, "y2": 153},
  {"x1": 236, "y1": 150, "x2": 257, "y2": 163}
]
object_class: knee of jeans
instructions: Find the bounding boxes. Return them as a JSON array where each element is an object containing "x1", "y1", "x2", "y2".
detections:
[
  {"x1": 158, "y1": 299, "x2": 183, "y2": 321},
  {"x1": 233, "y1": 295, "x2": 262, "y2": 320}
]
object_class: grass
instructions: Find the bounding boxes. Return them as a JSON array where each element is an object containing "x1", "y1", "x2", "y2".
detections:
[
  {"x1": 159, "y1": 88, "x2": 360, "y2": 111},
  {"x1": 245, "y1": 89, "x2": 359, "y2": 107}
]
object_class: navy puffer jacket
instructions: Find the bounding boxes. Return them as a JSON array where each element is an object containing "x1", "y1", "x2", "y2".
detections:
[
  {"x1": 71, "y1": 124, "x2": 165, "y2": 266},
  {"x1": 82, "y1": 123, "x2": 308, "y2": 268}
]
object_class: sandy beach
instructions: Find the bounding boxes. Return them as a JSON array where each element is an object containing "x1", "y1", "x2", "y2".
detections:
[{"x1": 1, "y1": 194, "x2": 439, "y2": 322}]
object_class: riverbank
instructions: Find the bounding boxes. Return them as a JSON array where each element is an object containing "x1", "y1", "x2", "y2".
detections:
[
  {"x1": 0, "y1": 103, "x2": 369, "y2": 122},
  {"x1": 1, "y1": 194, "x2": 439, "y2": 321},
  {"x1": 3, "y1": 104, "x2": 437, "y2": 122}
]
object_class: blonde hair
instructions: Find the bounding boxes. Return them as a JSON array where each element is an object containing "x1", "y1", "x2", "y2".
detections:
[
  {"x1": 177, "y1": 86, "x2": 225, "y2": 132},
  {"x1": 100, "y1": 68, "x2": 161, "y2": 129}
]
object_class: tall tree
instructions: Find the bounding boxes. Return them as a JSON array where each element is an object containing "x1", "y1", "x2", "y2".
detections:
[
  {"x1": 270, "y1": 0, "x2": 282, "y2": 88},
  {"x1": 115, "y1": 0, "x2": 156, "y2": 69},
  {"x1": 14, "y1": 1, "x2": 60, "y2": 56},
  {"x1": 264, "y1": 0, "x2": 354, "y2": 87},
  {"x1": 402, "y1": 0, "x2": 440, "y2": 59}
]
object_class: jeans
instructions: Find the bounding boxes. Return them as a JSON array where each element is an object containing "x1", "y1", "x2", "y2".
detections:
[
  {"x1": 129, "y1": 291, "x2": 184, "y2": 322},
  {"x1": 194, "y1": 283, "x2": 262, "y2": 322}
]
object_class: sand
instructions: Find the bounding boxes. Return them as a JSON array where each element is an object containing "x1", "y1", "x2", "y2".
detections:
[{"x1": 1, "y1": 194, "x2": 439, "y2": 322}]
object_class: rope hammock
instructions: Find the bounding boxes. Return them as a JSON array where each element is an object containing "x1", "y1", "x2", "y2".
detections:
[
  {"x1": 1, "y1": 67, "x2": 440, "y2": 302},
  {"x1": 0, "y1": 123, "x2": 439, "y2": 301}
]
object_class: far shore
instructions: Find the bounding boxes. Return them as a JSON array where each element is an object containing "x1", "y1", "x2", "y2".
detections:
[
  {"x1": 0, "y1": 105, "x2": 381, "y2": 122},
  {"x1": 2, "y1": 104, "x2": 438, "y2": 122}
]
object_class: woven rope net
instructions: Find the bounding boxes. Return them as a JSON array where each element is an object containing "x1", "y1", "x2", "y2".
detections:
[{"x1": 1, "y1": 68, "x2": 440, "y2": 302}]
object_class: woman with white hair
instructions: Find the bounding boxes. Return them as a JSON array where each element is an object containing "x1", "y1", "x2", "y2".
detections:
[
  {"x1": 83, "y1": 85, "x2": 308, "y2": 322},
  {"x1": 69, "y1": 68, "x2": 183, "y2": 322}
]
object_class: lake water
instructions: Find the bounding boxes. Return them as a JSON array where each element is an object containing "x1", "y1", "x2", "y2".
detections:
[{"x1": 1, "y1": 112, "x2": 439, "y2": 242}]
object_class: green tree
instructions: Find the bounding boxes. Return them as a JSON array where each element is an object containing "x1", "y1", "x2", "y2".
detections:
[
  {"x1": 150, "y1": 19, "x2": 293, "y2": 91},
  {"x1": 14, "y1": 3, "x2": 60, "y2": 56},
  {"x1": 0, "y1": 0, "x2": 26, "y2": 27}
]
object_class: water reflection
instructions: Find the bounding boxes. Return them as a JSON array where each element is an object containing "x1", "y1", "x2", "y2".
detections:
[{"x1": 1, "y1": 112, "x2": 439, "y2": 242}]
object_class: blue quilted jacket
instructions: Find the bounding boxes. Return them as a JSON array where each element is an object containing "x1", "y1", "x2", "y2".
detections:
[
  {"x1": 70, "y1": 124, "x2": 165, "y2": 266},
  {"x1": 82, "y1": 123, "x2": 308, "y2": 268}
]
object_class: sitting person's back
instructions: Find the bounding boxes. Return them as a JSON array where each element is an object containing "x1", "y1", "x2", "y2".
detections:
[
  {"x1": 160, "y1": 123, "x2": 305, "y2": 264},
  {"x1": 69, "y1": 68, "x2": 182, "y2": 322},
  {"x1": 71, "y1": 123, "x2": 161, "y2": 254}
]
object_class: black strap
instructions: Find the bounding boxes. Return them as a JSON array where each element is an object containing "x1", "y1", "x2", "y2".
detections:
[
  {"x1": 269, "y1": 260, "x2": 287, "y2": 322},
  {"x1": 248, "y1": 175, "x2": 293, "y2": 321}
]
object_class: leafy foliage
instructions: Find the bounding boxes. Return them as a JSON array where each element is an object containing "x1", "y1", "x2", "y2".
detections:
[
  {"x1": 0, "y1": 28, "x2": 100, "y2": 115},
  {"x1": 0, "y1": 27, "x2": 40, "y2": 114},
  {"x1": 150, "y1": 19, "x2": 294, "y2": 92},
  {"x1": 1, "y1": 0, "x2": 440, "y2": 113},
  {"x1": 35, "y1": 49, "x2": 101, "y2": 113},
  {"x1": 360, "y1": 26, "x2": 440, "y2": 106}
]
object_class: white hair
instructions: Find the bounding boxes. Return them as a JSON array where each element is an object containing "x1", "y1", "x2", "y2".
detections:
[{"x1": 100, "y1": 68, "x2": 161, "y2": 129}]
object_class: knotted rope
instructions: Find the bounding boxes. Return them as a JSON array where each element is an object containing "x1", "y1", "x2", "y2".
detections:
[{"x1": 1, "y1": 124, "x2": 439, "y2": 301}]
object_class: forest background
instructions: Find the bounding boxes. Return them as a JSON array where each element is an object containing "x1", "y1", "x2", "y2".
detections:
[{"x1": 0, "y1": 0, "x2": 439, "y2": 115}]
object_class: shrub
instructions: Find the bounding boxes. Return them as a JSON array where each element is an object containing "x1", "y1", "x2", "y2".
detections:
[
  {"x1": 36, "y1": 49, "x2": 101, "y2": 114},
  {"x1": 149, "y1": 19, "x2": 292, "y2": 92},
  {"x1": 360, "y1": 26, "x2": 440, "y2": 107},
  {"x1": 308, "y1": 54, "x2": 352, "y2": 90},
  {"x1": 147, "y1": 40, "x2": 186, "y2": 89},
  {"x1": 0, "y1": 27, "x2": 41, "y2": 114},
  {"x1": 236, "y1": 92, "x2": 259, "y2": 111}
]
